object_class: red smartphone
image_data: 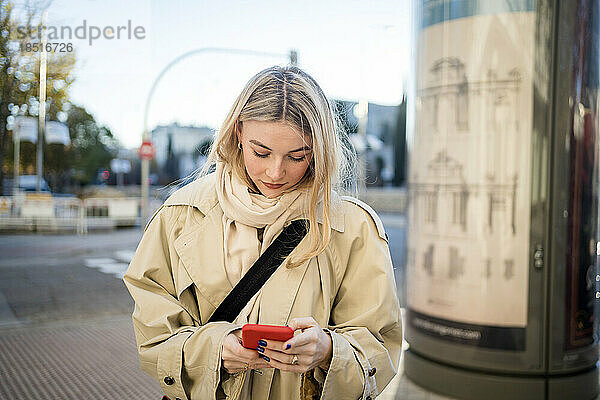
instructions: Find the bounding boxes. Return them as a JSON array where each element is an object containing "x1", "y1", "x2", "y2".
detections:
[{"x1": 241, "y1": 324, "x2": 294, "y2": 349}]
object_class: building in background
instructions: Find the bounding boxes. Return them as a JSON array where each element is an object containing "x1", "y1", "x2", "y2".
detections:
[
  {"x1": 150, "y1": 101, "x2": 407, "y2": 188},
  {"x1": 151, "y1": 123, "x2": 214, "y2": 184},
  {"x1": 335, "y1": 100, "x2": 406, "y2": 187}
]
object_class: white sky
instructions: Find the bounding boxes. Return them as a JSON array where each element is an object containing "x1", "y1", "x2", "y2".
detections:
[{"x1": 35, "y1": 0, "x2": 411, "y2": 148}]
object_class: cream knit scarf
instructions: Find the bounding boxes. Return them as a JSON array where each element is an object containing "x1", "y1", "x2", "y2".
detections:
[{"x1": 215, "y1": 161, "x2": 311, "y2": 321}]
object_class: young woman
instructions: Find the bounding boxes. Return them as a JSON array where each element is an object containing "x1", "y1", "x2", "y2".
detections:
[{"x1": 124, "y1": 66, "x2": 402, "y2": 400}]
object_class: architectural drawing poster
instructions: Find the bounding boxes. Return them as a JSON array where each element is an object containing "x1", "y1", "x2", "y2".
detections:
[{"x1": 407, "y1": 1, "x2": 535, "y2": 348}]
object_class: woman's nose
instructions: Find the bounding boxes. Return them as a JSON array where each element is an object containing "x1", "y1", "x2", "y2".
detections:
[{"x1": 266, "y1": 159, "x2": 285, "y2": 181}]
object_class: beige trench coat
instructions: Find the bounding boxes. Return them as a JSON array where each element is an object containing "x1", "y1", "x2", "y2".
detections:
[{"x1": 124, "y1": 173, "x2": 402, "y2": 400}]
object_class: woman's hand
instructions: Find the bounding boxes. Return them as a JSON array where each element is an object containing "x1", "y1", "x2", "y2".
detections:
[
  {"x1": 221, "y1": 330, "x2": 272, "y2": 374},
  {"x1": 255, "y1": 317, "x2": 333, "y2": 373}
]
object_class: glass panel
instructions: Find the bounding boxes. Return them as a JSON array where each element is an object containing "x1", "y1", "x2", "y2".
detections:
[{"x1": 564, "y1": 0, "x2": 599, "y2": 350}]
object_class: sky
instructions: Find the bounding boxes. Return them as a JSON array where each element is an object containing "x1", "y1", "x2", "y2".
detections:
[{"x1": 28, "y1": 0, "x2": 412, "y2": 149}]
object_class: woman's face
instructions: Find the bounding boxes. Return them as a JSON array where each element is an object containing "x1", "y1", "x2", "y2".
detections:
[{"x1": 238, "y1": 120, "x2": 313, "y2": 198}]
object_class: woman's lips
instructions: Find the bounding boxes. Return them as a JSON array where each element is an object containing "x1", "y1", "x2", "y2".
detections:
[{"x1": 262, "y1": 181, "x2": 285, "y2": 189}]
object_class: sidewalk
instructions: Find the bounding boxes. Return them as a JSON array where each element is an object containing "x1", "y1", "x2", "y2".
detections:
[
  {"x1": 0, "y1": 316, "x2": 162, "y2": 399},
  {"x1": 0, "y1": 313, "x2": 454, "y2": 400},
  {"x1": 2, "y1": 296, "x2": 597, "y2": 399}
]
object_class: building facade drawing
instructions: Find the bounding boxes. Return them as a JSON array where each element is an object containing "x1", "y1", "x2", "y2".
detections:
[{"x1": 407, "y1": 50, "x2": 532, "y2": 327}]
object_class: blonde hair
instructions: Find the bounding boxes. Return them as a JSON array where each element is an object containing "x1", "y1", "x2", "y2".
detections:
[{"x1": 198, "y1": 65, "x2": 356, "y2": 268}]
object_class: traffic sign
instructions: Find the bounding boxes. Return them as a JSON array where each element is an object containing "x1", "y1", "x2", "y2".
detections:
[{"x1": 138, "y1": 141, "x2": 155, "y2": 160}]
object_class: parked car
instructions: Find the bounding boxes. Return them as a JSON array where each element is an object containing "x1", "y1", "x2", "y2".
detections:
[{"x1": 2, "y1": 175, "x2": 51, "y2": 195}]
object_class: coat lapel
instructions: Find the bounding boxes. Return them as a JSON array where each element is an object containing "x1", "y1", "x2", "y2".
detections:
[{"x1": 173, "y1": 203, "x2": 232, "y2": 323}]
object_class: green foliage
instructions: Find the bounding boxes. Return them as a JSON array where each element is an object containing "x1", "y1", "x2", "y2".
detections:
[
  {"x1": 66, "y1": 105, "x2": 117, "y2": 185},
  {"x1": 0, "y1": 1, "x2": 120, "y2": 191},
  {"x1": 0, "y1": 0, "x2": 76, "y2": 192}
]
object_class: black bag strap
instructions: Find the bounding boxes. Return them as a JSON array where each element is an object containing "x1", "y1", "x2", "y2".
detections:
[{"x1": 208, "y1": 218, "x2": 309, "y2": 323}]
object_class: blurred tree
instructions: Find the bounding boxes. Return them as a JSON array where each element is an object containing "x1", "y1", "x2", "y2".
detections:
[
  {"x1": 164, "y1": 132, "x2": 179, "y2": 183},
  {"x1": 0, "y1": 0, "x2": 76, "y2": 193},
  {"x1": 332, "y1": 100, "x2": 358, "y2": 135},
  {"x1": 195, "y1": 137, "x2": 213, "y2": 157},
  {"x1": 392, "y1": 96, "x2": 407, "y2": 187},
  {"x1": 65, "y1": 105, "x2": 118, "y2": 186},
  {"x1": 332, "y1": 99, "x2": 359, "y2": 192}
]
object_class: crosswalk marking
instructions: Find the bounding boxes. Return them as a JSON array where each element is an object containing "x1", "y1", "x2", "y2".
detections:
[
  {"x1": 84, "y1": 256, "x2": 129, "y2": 279},
  {"x1": 114, "y1": 250, "x2": 135, "y2": 263},
  {"x1": 84, "y1": 258, "x2": 117, "y2": 267}
]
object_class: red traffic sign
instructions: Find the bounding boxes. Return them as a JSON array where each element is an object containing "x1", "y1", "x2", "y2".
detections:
[{"x1": 138, "y1": 141, "x2": 155, "y2": 160}]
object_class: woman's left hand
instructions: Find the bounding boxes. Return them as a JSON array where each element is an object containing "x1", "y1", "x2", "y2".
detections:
[{"x1": 256, "y1": 317, "x2": 333, "y2": 373}]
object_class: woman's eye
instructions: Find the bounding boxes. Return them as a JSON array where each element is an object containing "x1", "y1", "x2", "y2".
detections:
[
  {"x1": 253, "y1": 151, "x2": 269, "y2": 158},
  {"x1": 252, "y1": 150, "x2": 306, "y2": 162}
]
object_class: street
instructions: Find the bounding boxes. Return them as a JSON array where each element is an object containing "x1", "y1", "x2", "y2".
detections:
[
  {"x1": 0, "y1": 215, "x2": 406, "y2": 327},
  {"x1": 0, "y1": 229, "x2": 141, "y2": 327}
]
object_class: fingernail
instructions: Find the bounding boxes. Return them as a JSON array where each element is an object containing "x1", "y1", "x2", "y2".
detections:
[
  {"x1": 256, "y1": 346, "x2": 264, "y2": 353},
  {"x1": 286, "y1": 344, "x2": 291, "y2": 350},
  {"x1": 258, "y1": 339, "x2": 267, "y2": 347},
  {"x1": 263, "y1": 356, "x2": 270, "y2": 362}
]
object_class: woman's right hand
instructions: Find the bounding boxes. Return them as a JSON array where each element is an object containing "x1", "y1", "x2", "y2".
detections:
[{"x1": 221, "y1": 330, "x2": 272, "y2": 374}]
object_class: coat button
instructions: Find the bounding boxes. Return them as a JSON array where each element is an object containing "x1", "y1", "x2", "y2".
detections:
[
  {"x1": 164, "y1": 376, "x2": 175, "y2": 385},
  {"x1": 368, "y1": 367, "x2": 377, "y2": 376}
]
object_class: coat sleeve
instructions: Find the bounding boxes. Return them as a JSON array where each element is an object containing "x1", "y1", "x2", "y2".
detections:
[
  {"x1": 123, "y1": 206, "x2": 239, "y2": 400},
  {"x1": 321, "y1": 205, "x2": 403, "y2": 400}
]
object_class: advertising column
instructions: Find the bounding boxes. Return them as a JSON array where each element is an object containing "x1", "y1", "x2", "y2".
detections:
[
  {"x1": 405, "y1": 0, "x2": 599, "y2": 399},
  {"x1": 407, "y1": 0, "x2": 535, "y2": 352}
]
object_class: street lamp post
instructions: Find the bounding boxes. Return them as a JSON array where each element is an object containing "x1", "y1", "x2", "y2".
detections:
[
  {"x1": 353, "y1": 100, "x2": 369, "y2": 194},
  {"x1": 140, "y1": 48, "x2": 297, "y2": 226},
  {"x1": 37, "y1": 11, "x2": 48, "y2": 193}
]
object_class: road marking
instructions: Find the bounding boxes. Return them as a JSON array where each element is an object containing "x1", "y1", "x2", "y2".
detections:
[
  {"x1": 114, "y1": 250, "x2": 135, "y2": 263},
  {"x1": 84, "y1": 255, "x2": 130, "y2": 279},
  {"x1": 84, "y1": 258, "x2": 117, "y2": 267},
  {"x1": 97, "y1": 263, "x2": 129, "y2": 279}
]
